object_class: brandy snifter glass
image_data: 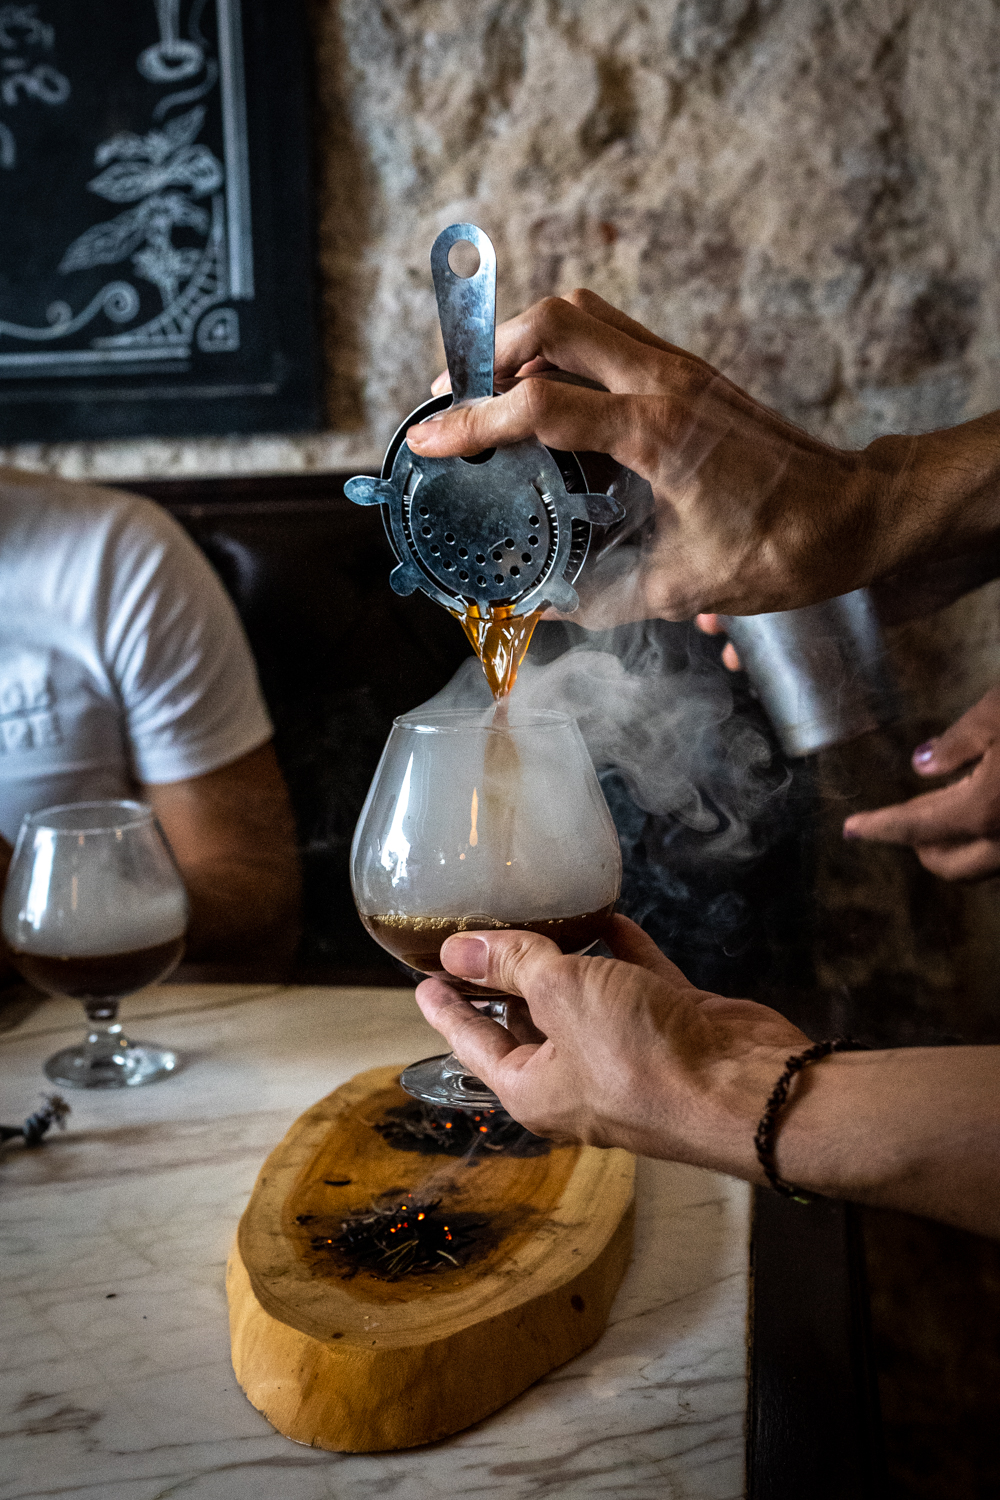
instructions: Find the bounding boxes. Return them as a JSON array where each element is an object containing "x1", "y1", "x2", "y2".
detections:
[
  {"x1": 351, "y1": 708, "x2": 622, "y2": 1109},
  {"x1": 2, "y1": 801, "x2": 188, "y2": 1089}
]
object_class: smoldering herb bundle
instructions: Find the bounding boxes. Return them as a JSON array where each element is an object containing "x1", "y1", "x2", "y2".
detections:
[
  {"x1": 374, "y1": 1099, "x2": 550, "y2": 1158},
  {"x1": 309, "y1": 1195, "x2": 486, "y2": 1281}
]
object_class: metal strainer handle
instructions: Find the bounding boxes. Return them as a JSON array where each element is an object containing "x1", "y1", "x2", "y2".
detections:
[{"x1": 430, "y1": 224, "x2": 497, "y2": 404}]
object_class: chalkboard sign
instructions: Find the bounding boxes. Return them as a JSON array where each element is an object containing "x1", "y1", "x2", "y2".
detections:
[{"x1": 0, "y1": 0, "x2": 320, "y2": 441}]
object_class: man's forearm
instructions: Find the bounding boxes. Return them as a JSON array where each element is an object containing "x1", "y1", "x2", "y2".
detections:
[
  {"x1": 145, "y1": 742, "x2": 302, "y2": 974},
  {"x1": 0, "y1": 835, "x2": 13, "y2": 981},
  {"x1": 416, "y1": 920, "x2": 1000, "y2": 1240},
  {"x1": 772, "y1": 1047, "x2": 1000, "y2": 1238},
  {"x1": 862, "y1": 410, "x2": 1000, "y2": 582},
  {"x1": 180, "y1": 855, "x2": 302, "y2": 967}
]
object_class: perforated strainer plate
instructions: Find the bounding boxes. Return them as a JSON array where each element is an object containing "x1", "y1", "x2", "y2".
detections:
[
  {"x1": 344, "y1": 222, "x2": 622, "y2": 616},
  {"x1": 405, "y1": 464, "x2": 555, "y2": 601},
  {"x1": 347, "y1": 433, "x2": 619, "y2": 615}
]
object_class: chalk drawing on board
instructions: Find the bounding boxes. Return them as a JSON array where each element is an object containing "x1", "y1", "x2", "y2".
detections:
[{"x1": 0, "y1": 0, "x2": 252, "y2": 375}]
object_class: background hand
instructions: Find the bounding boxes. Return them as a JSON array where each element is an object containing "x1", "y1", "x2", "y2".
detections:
[
  {"x1": 415, "y1": 914, "x2": 806, "y2": 1171},
  {"x1": 694, "y1": 612, "x2": 742, "y2": 671},
  {"x1": 843, "y1": 687, "x2": 1000, "y2": 879}
]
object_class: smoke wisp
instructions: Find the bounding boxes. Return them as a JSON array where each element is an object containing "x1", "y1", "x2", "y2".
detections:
[
  {"x1": 422, "y1": 618, "x2": 791, "y2": 866},
  {"x1": 418, "y1": 617, "x2": 814, "y2": 996}
]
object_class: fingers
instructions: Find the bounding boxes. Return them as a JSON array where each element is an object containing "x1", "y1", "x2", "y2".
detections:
[
  {"x1": 488, "y1": 294, "x2": 680, "y2": 394},
  {"x1": 494, "y1": 994, "x2": 547, "y2": 1046},
  {"x1": 435, "y1": 917, "x2": 700, "y2": 1046},
  {"x1": 843, "y1": 757, "x2": 1000, "y2": 847},
  {"x1": 844, "y1": 729, "x2": 1000, "y2": 881},
  {"x1": 694, "y1": 613, "x2": 742, "y2": 671},
  {"x1": 915, "y1": 838, "x2": 1000, "y2": 881},
  {"x1": 407, "y1": 378, "x2": 642, "y2": 464},
  {"x1": 559, "y1": 288, "x2": 698, "y2": 360},
  {"x1": 432, "y1": 289, "x2": 707, "y2": 399},
  {"x1": 843, "y1": 778, "x2": 979, "y2": 846},
  {"x1": 911, "y1": 688, "x2": 1000, "y2": 776},
  {"x1": 843, "y1": 690, "x2": 1000, "y2": 880},
  {"x1": 414, "y1": 978, "x2": 526, "y2": 1074},
  {"x1": 440, "y1": 918, "x2": 701, "y2": 1009}
]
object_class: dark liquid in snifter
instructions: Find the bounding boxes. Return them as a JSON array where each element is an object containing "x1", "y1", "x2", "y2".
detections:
[
  {"x1": 12, "y1": 936, "x2": 186, "y2": 1001},
  {"x1": 361, "y1": 905, "x2": 616, "y2": 975}
]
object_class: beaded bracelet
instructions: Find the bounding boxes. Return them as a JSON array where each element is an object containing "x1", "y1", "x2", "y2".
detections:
[{"x1": 754, "y1": 1038, "x2": 867, "y2": 1204}]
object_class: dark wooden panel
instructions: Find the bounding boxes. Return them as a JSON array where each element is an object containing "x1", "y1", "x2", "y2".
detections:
[{"x1": 749, "y1": 1188, "x2": 885, "y2": 1499}]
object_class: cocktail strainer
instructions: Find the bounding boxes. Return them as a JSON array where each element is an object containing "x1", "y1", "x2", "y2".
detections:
[{"x1": 345, "y1": 223, "x2": 635, "y2": 618}]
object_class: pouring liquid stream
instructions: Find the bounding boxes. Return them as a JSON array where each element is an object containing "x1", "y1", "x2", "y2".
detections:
[
  {"x1": 450, "y1": 599, "x2": 539, "y2": 867},
  {"x1": 448, "y1": 601, "x2": 542, "y2": 703}
]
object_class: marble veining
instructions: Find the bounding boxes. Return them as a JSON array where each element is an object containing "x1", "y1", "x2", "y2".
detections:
[{"x1": 0, "y1": 983, "x2": 749, "y2": 1500}]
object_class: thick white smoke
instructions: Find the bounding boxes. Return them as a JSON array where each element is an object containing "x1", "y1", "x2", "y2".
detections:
[{"x1": 421, "y1": 621, "x2": 789, "y2": 864}]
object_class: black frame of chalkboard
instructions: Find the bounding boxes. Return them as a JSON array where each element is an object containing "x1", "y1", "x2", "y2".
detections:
[{"x1": 0, "y1": 1, "x2": 321, "y2": 442}]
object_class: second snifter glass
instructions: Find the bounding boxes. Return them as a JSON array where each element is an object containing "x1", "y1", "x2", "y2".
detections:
[
  {"x1": 2, "y1": 801, "x2": 187, "y2": 1088},
  {"x1": 351, "y1": 708, "x2": 622, "y2": 1109}
]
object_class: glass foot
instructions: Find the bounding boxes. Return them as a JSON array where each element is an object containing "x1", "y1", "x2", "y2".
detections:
[
  {"x1": 44, "y1": 1040, "x2": 177, "y2": 1089},
  {"x1": 400, "y1": 1053, "x2": 503, "y2": 1111}
]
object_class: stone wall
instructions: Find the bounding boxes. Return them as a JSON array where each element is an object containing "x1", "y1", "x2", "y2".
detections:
[{"x1": 322, "y1": 0, "x2": 1000, "y2": 457}]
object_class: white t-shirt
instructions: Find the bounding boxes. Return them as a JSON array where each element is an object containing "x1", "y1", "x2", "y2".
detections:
[{"x1": 0, "y1": 467, "x2": 273, "y2": 843}]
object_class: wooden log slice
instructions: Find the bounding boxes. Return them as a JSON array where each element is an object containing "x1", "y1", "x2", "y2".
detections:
[{"x1": 228, "y1": 1064, "x2": 635, "y2": 1451}]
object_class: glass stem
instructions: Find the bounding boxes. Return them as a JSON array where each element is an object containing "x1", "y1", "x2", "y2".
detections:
[
  {"x1": 82, "y1": 998, "x2": 128, "y2": 1062},
  {"x1": 440, "y1": 1001, "x2": 509, "y2": 1087}
]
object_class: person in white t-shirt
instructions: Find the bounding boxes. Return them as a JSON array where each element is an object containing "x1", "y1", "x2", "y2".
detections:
[{"x1": 0, "y1": 466, "x2": 301, "y2": 976}]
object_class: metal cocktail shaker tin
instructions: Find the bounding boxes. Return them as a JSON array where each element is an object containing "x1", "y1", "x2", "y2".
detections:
[{"x1": 721, "y1": 590, "x2": 900, "y2": 757}]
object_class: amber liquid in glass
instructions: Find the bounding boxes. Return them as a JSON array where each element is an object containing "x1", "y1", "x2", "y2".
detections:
[
  {"x1": 372, "y1": 601, "x2": 615, "y2": 994},
  {"x1": 361, "y1": 905, "x2": 615, "y2": 975},
  {"x1": 12, "y1": 936, "x2": 186, "y2": 1003}
]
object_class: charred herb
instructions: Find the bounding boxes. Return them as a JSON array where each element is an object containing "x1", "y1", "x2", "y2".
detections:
[
  {"x1": 374, "y1": 1099, "x2": 550, "y2": 1158},
  {"x1": 313, "y1": 1195, "x2": 485, "y2": 1280},
  {"x1": 0, "y1": 1094, "x2": 70, "y2": 1149}
]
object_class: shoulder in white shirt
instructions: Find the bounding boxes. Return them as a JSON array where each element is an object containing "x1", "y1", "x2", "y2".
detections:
[{"x1": 0, "y1": 467, "x2": 273, "y2": 842}]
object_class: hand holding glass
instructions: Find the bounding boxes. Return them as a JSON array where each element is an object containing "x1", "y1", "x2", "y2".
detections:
[
  {"x1": 351, "y1": 709, "x2": 622, "y2": 1108},
  {"x1": 2, "y1": 801, "x2": 188, "y2": 1088}
]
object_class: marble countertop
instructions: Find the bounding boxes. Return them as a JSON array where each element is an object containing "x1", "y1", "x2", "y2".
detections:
[{"x1": 0, "y1": 981, "x2": 749, "y2": 1500}]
